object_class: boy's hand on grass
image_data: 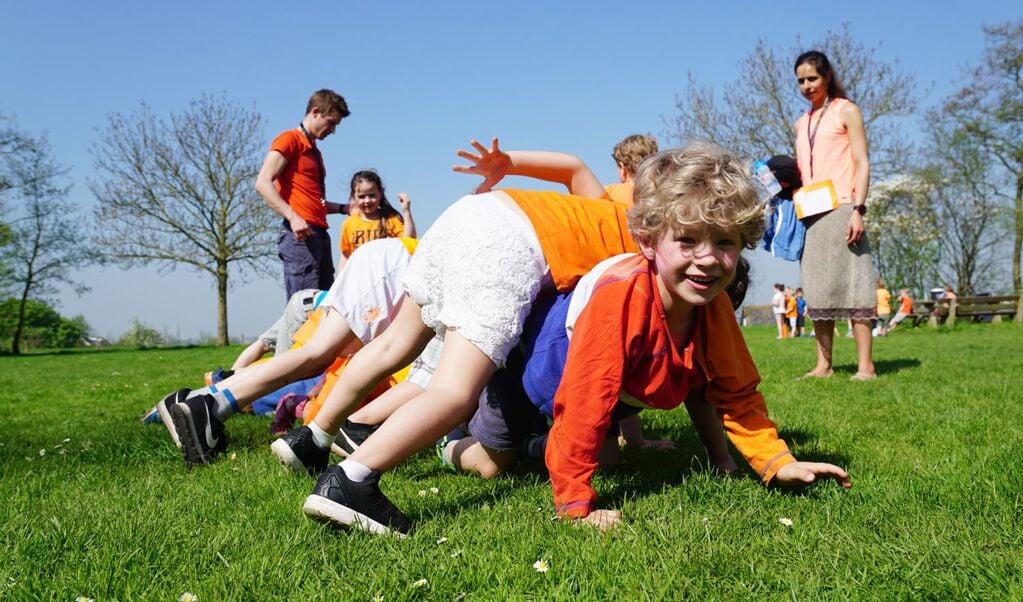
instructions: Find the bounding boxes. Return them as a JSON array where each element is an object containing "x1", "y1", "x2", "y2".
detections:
[
  {"x1": 579, "y1": 509, "x2": 621, "y2": 533},
  {"x1": 775, "y1": 462, "x2": 852, "y2": 489},
  {"x1": 453, "y1": 137, "x2": 511, "y2": 193}
]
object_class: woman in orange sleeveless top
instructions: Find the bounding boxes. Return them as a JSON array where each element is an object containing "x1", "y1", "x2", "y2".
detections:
[{"x1": 793, "y1": 51, "x2": 876, "y2": 381}]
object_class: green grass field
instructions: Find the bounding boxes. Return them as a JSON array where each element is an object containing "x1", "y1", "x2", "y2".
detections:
[{"x1": 1, "y1": 323, "x2": 1021, "y2": 600}]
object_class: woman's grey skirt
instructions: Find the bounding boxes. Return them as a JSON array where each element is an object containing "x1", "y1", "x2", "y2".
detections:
[{"x1": 799, "y1": 204, "x2": 876, "y2": 321}]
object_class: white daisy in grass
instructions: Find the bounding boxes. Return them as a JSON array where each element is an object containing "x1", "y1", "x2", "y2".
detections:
[
  {"x1": 533, "y1": 559, "x2": 550, "y2": 573},
  {"x1": 429, "y1": 487, "x2": 439, "y2": 494},
  {"x1": 74, "y1": 597, "x2": 94, "y2": 602},
  {"x1": 229, "y1": 452, "x2": 237, "y2": 461},
  {"x1": 179, "y1": 592, "x2": 198, "y2": 602},
  {"x1": 39, "y1": 449, "x2": 46, "y2": 457},
  {"x1": 63, "y1": 438, "x2": 71, "y2": 443},
  {"x1": 372, "y1": 595, "x2": 384, "y2": 602},
  {"x1": 436, "y1": 537, "x2": 448, "y2": 545},
  {"x1": 779, "y1": 517, "x2": 793, "y2": 527},
  {"x1": 451, "y1": 549, "x2": 464, "y2": 558},
  {"x1": 418, "y1": 490, "x2": 427, "y2": 497},
  {"x1": 411, "y1": 578, "x2": 428, "y2": 589}
]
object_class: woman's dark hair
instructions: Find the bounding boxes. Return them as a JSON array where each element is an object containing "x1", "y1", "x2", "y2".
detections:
[
  {"x1": 794, "y1": 50, "x2": 848, "y2": 100},
  {"x1": 349, "y1": 170, "x2": 403, "y2": 237}
]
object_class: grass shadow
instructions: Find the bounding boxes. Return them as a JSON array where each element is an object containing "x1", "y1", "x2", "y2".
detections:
[{"x1": 833, "y1": 357, "x2": 921, "y2": 376}]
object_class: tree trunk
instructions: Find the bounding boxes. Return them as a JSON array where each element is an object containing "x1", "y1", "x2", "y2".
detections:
[
  {"x1": 1014, "y1": 174, "x2": 1022, "y2": 295},
  {"x1": 216, "y1": 262, "x2": 229, "y2": 346},
  {"x1": 11, "y1": 279, "x2": 32, "y2": 355}
]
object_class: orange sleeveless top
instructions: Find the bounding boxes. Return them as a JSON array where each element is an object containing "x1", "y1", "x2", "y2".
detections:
[{"x1": 794, "y1": 97, "x2": 857, "y2": 204}]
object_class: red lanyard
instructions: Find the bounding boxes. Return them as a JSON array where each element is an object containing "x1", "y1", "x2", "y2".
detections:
[{"x1": 806, "y1": 97, "x2": 832, "y2": 180}]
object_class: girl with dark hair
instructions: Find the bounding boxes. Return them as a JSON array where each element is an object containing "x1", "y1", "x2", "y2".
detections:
[
  {"x1": 793, "y1": 50, "x2": 876, "y2": 380},
  {"x1": 337, "y1": 170, "x2": 417, "y2": 271}
]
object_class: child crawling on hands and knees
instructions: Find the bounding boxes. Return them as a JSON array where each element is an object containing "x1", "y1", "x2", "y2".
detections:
[{"x1": 294, "y1": 138, "x2": 850, "y2": 535}]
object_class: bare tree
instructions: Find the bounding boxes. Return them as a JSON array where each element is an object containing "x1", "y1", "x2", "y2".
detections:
[
  {"x1": 89, "y1": 96, "x2": 275, "y2": 345},
  {"x1": 865, "y1": 175, "x2": 941, "y2": 295},
  {"x1": 942, "y1": 19, "x2": 1023, "y2": 294},
  {"x1": 3, "y1": 132, "x2": 97, "y2": 354},
  {"x1": 922, "y1": 118, "x2": 1010, "y2": 295},
  {"x1": 666, "y1": 23, "x2": 919, "y2": 177}
]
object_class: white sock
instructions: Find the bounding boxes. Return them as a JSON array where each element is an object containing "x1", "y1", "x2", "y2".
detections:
[
  {"x1": 210, "y1": 389, "x2": 237, "y2": 422},
  {"x1": 307, "y1": 422, "x2": 334, "y2": 449},
  {"x1": 186, "y1": 386, "x2": 211, "y2": 399},
  {"x1": 442, "y1": 440, "x2": 458, "y2": 466},
  {"x1": 340, "y1": 458, "x2": 373, "y2": 482}
]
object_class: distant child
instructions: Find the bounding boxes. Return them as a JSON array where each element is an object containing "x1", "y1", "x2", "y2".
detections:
[
  {"x1": 784, "y1": 287, "x2": 798, "y2": 337},
  {"x1": 887, "y1": 288, "x2": 913, "y2": 332},
  {"x1": 603, "y1": 134, "x2": 659, "y2": 206},
  {"x1": 337, "y1": 170, "x2": 416, "y2": 272},
  {"x1": 795, "y1": 288, "x2": 807, "y2": 337},
  {"x1": 874, "y1": 278, "x2": 891, "y2": 336},
  {"x1": 771, "y1": 283, "x2": 786, "y2": 339},
  {"x1": 288, "y1": 139, "x2": 851, "y2": 537}
]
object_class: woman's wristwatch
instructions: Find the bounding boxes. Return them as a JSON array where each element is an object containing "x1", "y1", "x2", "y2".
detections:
[{"x1": 852, "y1": 204, "x2": 867, "y2": 215}]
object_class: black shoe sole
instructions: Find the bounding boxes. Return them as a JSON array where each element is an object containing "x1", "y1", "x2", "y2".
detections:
[
  {"x1": 157, "y1": 392, "x2": 182, "y2": 448},
  {"x1": 302, "y1": 494, "x2": 408, "y2": 538},
  {"x1": 170, "y1": 403, "x2": 218, "y2": 467}
]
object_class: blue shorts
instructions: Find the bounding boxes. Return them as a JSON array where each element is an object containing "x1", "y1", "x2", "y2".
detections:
[
  {"x1": 468, "y1": 293, "x2": 642, "y2": 452},
  {"x1": 277, "y1": 220, "x2": 335, "y2": 299}
]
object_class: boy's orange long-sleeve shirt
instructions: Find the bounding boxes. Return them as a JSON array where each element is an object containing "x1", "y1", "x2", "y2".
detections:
[{"x1": 544, "y1": 254, "x2": 794, "y2": 518}]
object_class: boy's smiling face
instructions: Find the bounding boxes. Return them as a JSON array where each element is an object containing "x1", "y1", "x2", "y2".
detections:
[{"x1": 641, "y1": 224, "x2": 742, "y2": 317}]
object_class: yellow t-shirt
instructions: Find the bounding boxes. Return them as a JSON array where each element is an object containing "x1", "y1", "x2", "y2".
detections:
[
  {"x1": 603, "y1": 182, "x2": 634, "y2": 207},
  {"x1": 876, "y1": 289, "x2": 892, "y2": 316},
  {"x1": 339, "y1": 213, "x2": 405, "y2": 257}
]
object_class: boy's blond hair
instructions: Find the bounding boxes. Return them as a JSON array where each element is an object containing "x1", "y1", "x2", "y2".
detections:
[
  {"x1": 628, "y1": 141, "x2": 764, "y2": 249},
  {"x1": 612, "y1": 134, "x2": 659, "y2": 176}
]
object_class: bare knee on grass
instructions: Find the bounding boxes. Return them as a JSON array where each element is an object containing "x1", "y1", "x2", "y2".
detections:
[{"x1": 451, "y1": 437, "x2": 515, "y2": 479}]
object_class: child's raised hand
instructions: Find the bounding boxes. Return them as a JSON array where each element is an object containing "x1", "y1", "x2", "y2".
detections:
[
  {"x1": 398, "y1": 192, "x2": 411, "y2": 212},
  {"x1": 774, "y1": 461, "x2": 852, "y2": 489},
  {"x1": 453, "y1": 137, "x2": 512, "y2": 194}
]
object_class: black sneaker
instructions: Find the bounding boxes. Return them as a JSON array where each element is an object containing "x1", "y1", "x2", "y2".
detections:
[
  {"x1": 170, "y1": 394, "x2": 227, "y2": 467},
  {"x1": 156, "y1": 388, "x2": 191, "y2": 448},
  {"x1": 270, "y1": 426, "x2": 329, "y2": 476},
  {"x1": 331, "y1": 420, "x2": 379, "y2": 457},
  {"x1": 302, "y1": 465, "x2": 412, "y2": 537}
]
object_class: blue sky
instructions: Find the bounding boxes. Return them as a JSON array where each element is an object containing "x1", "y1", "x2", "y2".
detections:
[{"x1": 2, "y1": 1, "x2": 1018, "y2": 341}]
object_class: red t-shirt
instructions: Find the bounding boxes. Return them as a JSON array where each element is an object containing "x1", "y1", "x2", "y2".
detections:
[{"x1": 270, "y1": 129, "x2": 327, "y2": 228}]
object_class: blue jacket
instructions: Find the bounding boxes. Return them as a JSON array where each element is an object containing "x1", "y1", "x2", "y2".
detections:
[{"x1": 762, "y1": 196, "x2": 805, "y2": 261}]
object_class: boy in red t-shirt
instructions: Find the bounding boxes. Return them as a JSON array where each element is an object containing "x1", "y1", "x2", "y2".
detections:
[{"x1": 256, "y1": 89, "x2": 351, "y2": 298}]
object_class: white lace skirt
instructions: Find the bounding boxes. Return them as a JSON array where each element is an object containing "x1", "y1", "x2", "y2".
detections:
[{"x1": 402, "y1": 193, "x2": 547, "y2": 366}]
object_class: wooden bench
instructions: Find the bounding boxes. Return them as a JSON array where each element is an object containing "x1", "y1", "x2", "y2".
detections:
[{"x1": 915, "y1": 295, "x2": 1022, "y2": 327}]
